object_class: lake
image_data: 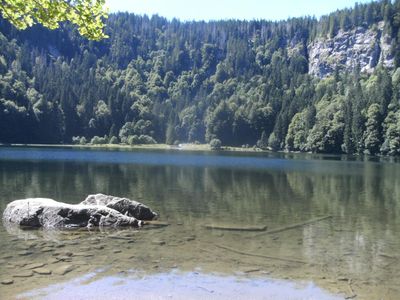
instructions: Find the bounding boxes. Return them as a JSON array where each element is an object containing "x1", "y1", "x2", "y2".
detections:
[{"x1": 1, "y1": 146, "x2": 400, "y2": 299}]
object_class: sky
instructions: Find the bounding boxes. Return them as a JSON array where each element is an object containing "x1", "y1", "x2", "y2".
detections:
[{"x1": 106, "y1": 0, "x2": 374, "y2": 22}]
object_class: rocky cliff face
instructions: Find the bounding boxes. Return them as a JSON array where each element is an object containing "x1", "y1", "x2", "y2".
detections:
[{"x1": 308, "y1": 22, "x2": 395, "y2": 78}]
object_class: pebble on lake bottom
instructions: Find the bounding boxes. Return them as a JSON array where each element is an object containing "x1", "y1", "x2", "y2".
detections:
[
  {"x1": 1, "y1": 255, "x2": 13, "y2": 260},
  {"x1": 152, "y1": 240, "x2": 166, "y2": 245},
  {"x1": 41, "y1": 247, "x2": 54, "y2": 252},
  {"x1": 56, "y1": 256, "x2": 73, "y2": 262},
  {"x1": 54, "y1": 265, "x2": 75, "y2": 276},
  {"x1": 17, "y1": 251, "x2": 33, "y2": 256},
  {"x1": 54, "y1": 251, "x2": 73, "y2": 257},
  {"x1": 33, "y1": 268, "x2": 52, "y2": 275},
  {"x1": 1, "y1": 279, "x2": 14, "y2": 285},
  {"x1": 25, "y1": 263, "x2": 46, "y2": 270},
  {"x1": 13, "y1": 271, "x2": 34, "y2": 278},
  {"x1": 74, "y1": 252, "x2": 94, "y2": 257}
]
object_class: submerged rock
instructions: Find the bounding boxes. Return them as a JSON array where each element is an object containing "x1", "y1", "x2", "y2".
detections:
[
  {"x1": 13, "y1": 271, "x2": 33, "y2": 278},
  {"x1": 81, "y1": 194, "x2": 157, "y2": 221},
  {"x1": 54, "y1": 265, "x2": 75, "y2": 275},
  {"x1": 33, "y1": 268, "x2": 52, "y2": 275},
  {"x1": 151, "y1": 240, "x2": 166, "y2": 246},
  {"x1": 41, "y1": 247, "x2": 54, "y2": 253},
  {"x1": 25, "y1": 263, "x2": 46, "y2": 270},
  {"x1": 17, "y1": 251, "x2": 33, "y2": 256},
  {"x1": 3, "y1": 195, "x2": 157, "y2": 229},
  {"x1": 1, "y1": 278, "x2": 14, "y2": 285}
]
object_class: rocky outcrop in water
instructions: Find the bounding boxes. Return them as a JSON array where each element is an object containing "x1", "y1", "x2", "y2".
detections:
[
  {"x1": 81, "y1": 194, "x2": 157, "y2": 221},
  {"x1": 2, "y1": 195, "x2": 157, "y2": 228},
  {"x1": 308, "y1": 22, "x2": 394, "y2": 78}
]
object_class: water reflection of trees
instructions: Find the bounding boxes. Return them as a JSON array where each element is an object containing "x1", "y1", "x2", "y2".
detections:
[
  {"x1": 1, "y1": 159, "x2": 400, "y2": 226},
  {"x1": 1, "y1": 158, "x2": 400, "y2": 285}
]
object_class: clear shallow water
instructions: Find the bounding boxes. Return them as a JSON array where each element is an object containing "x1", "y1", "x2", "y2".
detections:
[{"x1": 1, "y1": 146, "x2": 400, "y2": 299}]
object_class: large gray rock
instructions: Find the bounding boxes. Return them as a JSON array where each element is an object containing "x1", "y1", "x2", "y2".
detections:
[
  {"x1": 2, "y1": 198, "x2": 146, "y2": 228},
  {"x1": 80, "y1": 194, "x2": 157, "y2": 221}
]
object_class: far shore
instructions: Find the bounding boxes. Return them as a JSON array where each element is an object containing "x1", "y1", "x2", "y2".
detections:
[
  {"x1": 0, "y1": 142, "x2": 270, "y2": 154},
  {"x1": 2, "y1": 144, "x2": 398, "y2": 162}
]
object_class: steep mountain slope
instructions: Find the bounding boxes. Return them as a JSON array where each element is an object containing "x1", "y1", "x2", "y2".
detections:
[{"x1": 0, "y1": 0, "x2": 399, "y2": 155}]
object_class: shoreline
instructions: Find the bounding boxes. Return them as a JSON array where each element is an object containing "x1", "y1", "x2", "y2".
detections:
[
  {"x1": 0, "y1": 143, "x2": 268, "y2": 154},
  {"x1": 1, "y1": 143, "x2": 399, "y2": 163}
]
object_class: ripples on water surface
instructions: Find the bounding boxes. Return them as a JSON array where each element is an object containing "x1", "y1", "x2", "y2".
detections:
[{"x1": 1, "y1": 146, "x2": 400, "y2": 299}]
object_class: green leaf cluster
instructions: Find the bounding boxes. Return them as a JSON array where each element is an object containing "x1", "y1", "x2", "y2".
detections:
[{"x1": 0, "y1": 0, "x2": 108, "y2": 40}]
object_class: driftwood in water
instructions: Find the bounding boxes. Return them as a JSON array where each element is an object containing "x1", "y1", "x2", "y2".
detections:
[
  {"x1": 345, "y1": 278, "x2": 357, "y2": 299},
  {"x1": 215, "y1": 244, "x2": 307, "y2": 264},
  {"x1": 142, "y1": 220, "x2": 170, "y2": 227},
  {"x1": 203, "y1": 224, "x2": 267, "y2": 232},
  {"x1": 255, "y1": 215, "x2": 332, "y2": 237}
]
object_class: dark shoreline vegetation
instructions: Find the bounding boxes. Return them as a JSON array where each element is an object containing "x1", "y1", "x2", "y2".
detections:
[{"x1": 0, "y1": 1, "x2": 399, "y2": 155}]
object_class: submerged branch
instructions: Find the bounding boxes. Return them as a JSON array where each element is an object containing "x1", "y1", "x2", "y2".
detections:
[
  {"x1": 142, "y1": 221, "x2": 170, "y2": 227},
  {"x1": 203, "y1": 224, "x2": 267, "y2": 232},
  {"x1": 345, "y1": 278, "x2": 357, "y2": 299},
  {"x1": 254, "y1": 215, "x2": 333, "y2": 237},
  {"x1": 215, "y1": 244, "x2": 307, "y2": 264}
]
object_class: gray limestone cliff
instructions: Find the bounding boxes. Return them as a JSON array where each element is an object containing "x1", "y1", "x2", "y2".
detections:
[{"x1": 307, "y1": 22, "x2": 395, "y2": 78}]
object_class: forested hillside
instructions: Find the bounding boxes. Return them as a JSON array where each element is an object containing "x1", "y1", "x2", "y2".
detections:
[{"x1": 0, "y1": 0, "x2": 399, "y2": 155}]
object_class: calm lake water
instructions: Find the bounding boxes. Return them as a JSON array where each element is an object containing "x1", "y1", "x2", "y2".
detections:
[{"x1": 1, "y1": 146, "x2": 400, "y2": 299}]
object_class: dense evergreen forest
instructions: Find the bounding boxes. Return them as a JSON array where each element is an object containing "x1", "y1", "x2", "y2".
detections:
[{"x1": 0, "y1": 0, "x2": 400, "y2": 155}]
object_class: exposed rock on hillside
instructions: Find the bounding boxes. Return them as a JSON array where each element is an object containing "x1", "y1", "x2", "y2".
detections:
[{"x1": 308, "y1": 22, "x2": 394, "y2": 78}]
